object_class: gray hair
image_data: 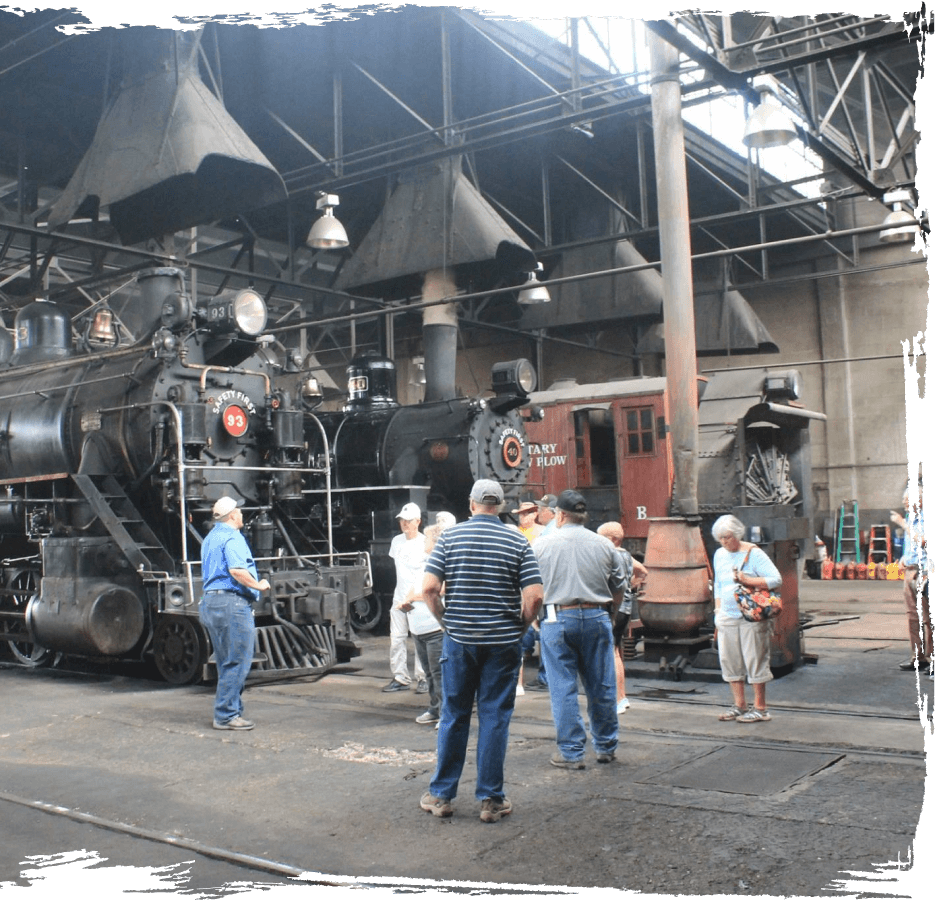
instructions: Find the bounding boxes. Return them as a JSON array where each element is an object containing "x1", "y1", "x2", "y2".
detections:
[
  {"x1": 711, "y1": 514, "x2": 746, "y2": 541},
  {"x1": 559, "y1": 509, "x2": 588, "y2": 526}
]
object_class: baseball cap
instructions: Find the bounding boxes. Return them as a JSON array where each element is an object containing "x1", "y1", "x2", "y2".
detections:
[
  {"x1": 396, "y1": 502, "x2": 421, "y2": 521},
  {"x1": 470, "y1": 479, "x2": 504, "y2": 506},
  {"x1": 435, "y1": 511, "x2": 457, "y2": 530},
  {"x1": 556, "y1": 489, "x2": 587, "y2": 513},
  {"x1": 212, "y1": 496, "x2": 241, "y2": 520},
  {"x1": 535, "y1": 494, "x2": 558, "y2": 509},
  {"x1": 511, "y1": 500, "x2": 538, "y2": 515}
]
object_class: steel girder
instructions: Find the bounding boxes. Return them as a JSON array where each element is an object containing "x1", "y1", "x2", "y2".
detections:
[{"x1": 646, "y1": 14, "x2": 919, "y2": 198}]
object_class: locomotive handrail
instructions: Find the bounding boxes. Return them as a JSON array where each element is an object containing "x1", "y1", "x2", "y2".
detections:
[
  {"x1": 97, "y1": 398, "x2": 193, "y2": 602},
  {"x1": 297, "y1": 484, "x2": 432, "y2": 494},
  {"x1": 303, "y1": 412, "x2": 334, "y2": 566},
  {"x1": 93, "y1": 401, "x2": 340, "y2": 594},
  {"x1": 0, "y1": 369, "x2": 145, "y2": 405}
]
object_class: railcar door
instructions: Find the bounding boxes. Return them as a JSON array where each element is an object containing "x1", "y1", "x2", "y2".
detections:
[{"x1": 612, "y1": 393, "x2": 672, "y2": 541}]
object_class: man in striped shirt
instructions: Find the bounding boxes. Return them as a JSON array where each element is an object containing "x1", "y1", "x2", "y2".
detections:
[{"x1": 418, "y1": 479, "x2": 543, "y2": 823}]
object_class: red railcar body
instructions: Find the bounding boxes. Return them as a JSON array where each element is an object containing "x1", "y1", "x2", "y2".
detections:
[{"x1": 523, "y1": 377, "x2": 674, "y2": 546}]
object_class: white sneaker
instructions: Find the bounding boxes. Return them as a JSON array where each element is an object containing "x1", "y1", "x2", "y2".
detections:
[
  {"x1": 515, "y1": 683, "x2": 525, "y2": 696},
  {"x1": 616, "y1": 698, "x2": 630, "y2": 715}
]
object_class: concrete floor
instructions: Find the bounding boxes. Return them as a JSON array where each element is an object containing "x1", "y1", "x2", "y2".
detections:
[{"x1": 1, "y1": 576, "x2": 931, "y2": 899}]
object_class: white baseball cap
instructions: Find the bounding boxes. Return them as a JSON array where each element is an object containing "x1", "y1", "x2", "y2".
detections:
[
  {"x1": 396, "y1": 502, "x2": 421, "y2": 521},
  {"x1": 435, "y1": 511, "x2": 456, "y2": 530},
  {"x1": 212, "y1": 496, "x2": 241, "y2": 520}
]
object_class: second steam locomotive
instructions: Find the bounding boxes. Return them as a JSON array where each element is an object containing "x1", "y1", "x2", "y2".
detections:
[{"x1": 299, "y1": 352, "x2": 537, "y2": 631}]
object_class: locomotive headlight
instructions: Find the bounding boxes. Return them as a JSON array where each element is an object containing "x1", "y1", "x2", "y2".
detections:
[
  {"x1": 232, "y1": 289, "x2": 267, "y2": 336},
  {"x1": 491, "y1": 359, "x2": 537, "y2": 397},
  {"x1": 764, "y1": 370, "x2": 801, "y2": 402},
  {"x1": 488, "y1": 359, "x2": 536, "y2": 415},
  {"x1": 198, "y1": 288, "x2": 268, "y2": 337}
]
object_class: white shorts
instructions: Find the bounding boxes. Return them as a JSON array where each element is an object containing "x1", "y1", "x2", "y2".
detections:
[{"x1": 715, "y1": 614, "x2": 773, "y2": 684}]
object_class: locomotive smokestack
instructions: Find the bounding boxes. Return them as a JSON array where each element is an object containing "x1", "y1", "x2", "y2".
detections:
[{"x1": 422, "y1": 269, "x2": 458, "y2": 402}]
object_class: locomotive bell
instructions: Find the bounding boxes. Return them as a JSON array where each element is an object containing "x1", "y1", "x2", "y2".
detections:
[{"x1": 88, "y1": 308, "x2": 118, "y2": 345}]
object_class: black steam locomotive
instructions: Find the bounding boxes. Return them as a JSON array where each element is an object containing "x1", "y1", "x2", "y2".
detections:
[
  {"x1": 297, "y1": 352, "x2": 537, "y2": 631},
  {"x1": 0, "y1": 267, "x2": 369, "y2": 683}
]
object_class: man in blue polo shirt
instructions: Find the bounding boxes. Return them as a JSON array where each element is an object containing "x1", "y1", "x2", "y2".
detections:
[
  {"x1": 200, "y1": 496, "x2": 270, "y2": 731},
  {"x1": 418, "y1": 479, "x2": 543, "y2": 823}
]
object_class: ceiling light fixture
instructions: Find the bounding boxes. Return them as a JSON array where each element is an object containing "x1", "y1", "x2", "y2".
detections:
[
  {"x1": 879, "y1": 190, "x2": 918, "y2": 244},
  {"x1": 410, "y1": 356, "x2": 427, "y2": 386},
  {"x1": 743, "y1": 75, "x2": 797, "y2": 150},
  {"x1": 517, "y1": 263, "x2": 551, "y2": 305},
  {"x1": 306, "y1": 192, "x2": 349, "y2": 250}
]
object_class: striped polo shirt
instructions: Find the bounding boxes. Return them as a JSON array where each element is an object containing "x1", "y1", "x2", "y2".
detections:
[{"x1": 424, "y1": 513, "x2": 542, "y2": 646}]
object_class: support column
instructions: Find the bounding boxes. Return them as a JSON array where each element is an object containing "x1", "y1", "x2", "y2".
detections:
[{"x1": 649, "y1": 32, "x2": 699, "y2": 516}]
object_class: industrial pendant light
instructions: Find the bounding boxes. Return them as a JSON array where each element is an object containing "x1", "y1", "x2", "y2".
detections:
[
  {"x1": 307, "y1": 192, "x2": 349, "y2": 250},
  {"x1": 517, "y1": 263, "x2": 551, "y2": 304},
  {"x1": 879, "y1": 190, "x2": 918, "y2": 244},
  {"x1": 743, "y1": 76, "x2": 797, "y2": 150}
]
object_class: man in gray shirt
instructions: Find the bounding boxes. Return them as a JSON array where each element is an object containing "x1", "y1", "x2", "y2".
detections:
[{"x1": 534, "y1": 490, "x2": 625, "y2": 768}]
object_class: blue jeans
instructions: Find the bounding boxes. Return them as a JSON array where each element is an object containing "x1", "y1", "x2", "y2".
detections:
[
  {"x1": 430, "y1": 634, "x2": 522, "y2": 802},
  {"x1": 540, "y1": 608, "x2": 617, "y2": 760},
  {"x1": 521, "y1": 625, "x2": 547, "y2": 685},
  {"x1": 199, "y1": 592, "x2": 256, "y2": 724}
]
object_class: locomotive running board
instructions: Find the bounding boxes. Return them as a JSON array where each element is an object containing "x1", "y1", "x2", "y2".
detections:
[{"x1": 204, "y1": 622, "x2": 339, "y2": 683}]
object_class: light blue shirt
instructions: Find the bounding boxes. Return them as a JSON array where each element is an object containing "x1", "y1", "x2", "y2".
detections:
[
  {"x1": 713, "y1": 545, "x2": 781, "y2": 620},
  {"x1": 201, "y1": 522, "x2": 260, "y2": 601},
  {"x1": 901, "y1": 510, "x2": 927, "y2": 574}
]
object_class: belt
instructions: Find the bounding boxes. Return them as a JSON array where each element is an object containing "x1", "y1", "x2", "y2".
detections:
[
  {"x1": 205, "y1": 589, "x2": 253, "y2": 601},
  {"x1": 553, "y1": 601, "x2": 609, "y2": 611}
]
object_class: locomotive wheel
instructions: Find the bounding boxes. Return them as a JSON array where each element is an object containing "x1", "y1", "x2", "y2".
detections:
[
  {"x1": 153, "y1": 616, "x2": 207, "y2": 685},
  {"x1": 350, "y1": 593, "x2": 385, "y2": 633},
  {"x1": 1, "y1": 569, "x2": 54, "y2": 667}
]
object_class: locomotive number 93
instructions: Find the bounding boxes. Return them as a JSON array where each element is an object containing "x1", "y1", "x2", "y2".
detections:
[{"x1": 0, "y1": 267, "x2": 368, "y2": 684}]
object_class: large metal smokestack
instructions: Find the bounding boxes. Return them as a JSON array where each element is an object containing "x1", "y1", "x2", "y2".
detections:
[
  {"x1": 46, "y1": 30, "x2": 285, "y2": 245},
  {"x1": 335, "y1": 157, "x2": 532, "y2": 404},
  {"x1": 422, "y1": 269, "x2": 458, "y2": 402}
]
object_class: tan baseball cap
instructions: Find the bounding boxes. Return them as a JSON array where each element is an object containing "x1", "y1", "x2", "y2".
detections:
[{"x1": 212, "y1": 496, "x2": 241, "y2": 520}]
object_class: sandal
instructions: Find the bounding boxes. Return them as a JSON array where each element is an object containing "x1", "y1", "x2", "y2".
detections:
[
  {"x1": 737, "y1": 708, "x2": 771, "y2": 723},
  {"x1": 718, "y1": 705, "x2": 747, "y2": 721}
]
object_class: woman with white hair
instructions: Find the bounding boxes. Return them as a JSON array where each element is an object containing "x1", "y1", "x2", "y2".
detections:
[
  {"x1": 398, "y1": 512, "x2": 457, "y2": 725},
  {"x1": 711, "y1": 514, "x2": 782, "y2": 723}
]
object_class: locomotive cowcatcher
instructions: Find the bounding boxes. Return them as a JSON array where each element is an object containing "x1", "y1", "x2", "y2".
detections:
[{"x1": 0, "y1": 267, "x2": 367, "y2": 683}]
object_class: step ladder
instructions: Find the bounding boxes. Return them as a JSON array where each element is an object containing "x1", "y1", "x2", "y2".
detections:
[
  {"x1": 72, "y1": 474, "x2": 176, "y2": 575},
  {"x1": 835, "y1": 500, "x2": 861, "y2": 563},
  {"x1": 867, "y1": 524, "x2": 892, "y2": 565}
]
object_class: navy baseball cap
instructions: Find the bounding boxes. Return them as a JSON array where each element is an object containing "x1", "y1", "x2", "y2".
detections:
[{"x1": 556, "y1": 490, "x2": 587, "y2": 513}]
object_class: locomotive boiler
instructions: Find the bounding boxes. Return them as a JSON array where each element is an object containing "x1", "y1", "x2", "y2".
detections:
[
  {"x1": 0, "y1": 267, "x2": 368, "y2": 683},
  {"x1": 297, "y1": 352, "x2": 536, "y2": 631}
]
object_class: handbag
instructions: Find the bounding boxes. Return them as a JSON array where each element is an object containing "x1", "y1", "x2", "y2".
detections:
[{"x1": 735, "y1": 548, "x2": 782, "y2": 622}]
